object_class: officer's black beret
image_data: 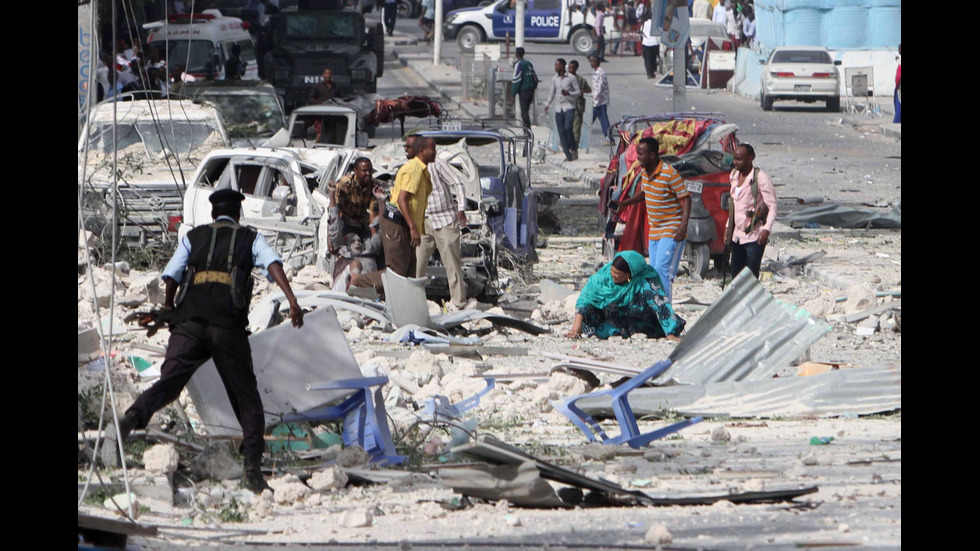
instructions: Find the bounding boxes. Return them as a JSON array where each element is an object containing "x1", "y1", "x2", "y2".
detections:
[{"x1": 209, "y1": 189, "x2": 246, "y2": 206}]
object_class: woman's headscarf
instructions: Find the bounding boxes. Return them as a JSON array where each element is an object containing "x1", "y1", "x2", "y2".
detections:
[{"x1": 576, "y1": 251, "x2": 665, "y2": 311}]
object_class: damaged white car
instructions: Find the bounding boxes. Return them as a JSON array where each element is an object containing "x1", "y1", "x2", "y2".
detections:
[
  {"x1": 179, "y1": 147, "x2": 359, "y2": 269},
  {"x1": 78, "y1": 95, "x2": 230, "y2": 250}
]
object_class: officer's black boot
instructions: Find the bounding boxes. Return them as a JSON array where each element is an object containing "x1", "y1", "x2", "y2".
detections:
[
  {"x1": 243, "y1": 455, "x2": 272, "y2": 495},
  {"x1": 117, "y1": 410, "x2": 141, "y2": 442}
]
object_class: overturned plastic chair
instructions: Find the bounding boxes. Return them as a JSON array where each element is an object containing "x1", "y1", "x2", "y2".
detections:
[
  {"x1": 187, "y1": 307, "x2": 404, "y2": 465},
  {"x1": 552, "y1": 359, "x2": 703, "y2": 448},
  {"x1": 280, "y1": 375, "x2": 405, "y2": 466}
]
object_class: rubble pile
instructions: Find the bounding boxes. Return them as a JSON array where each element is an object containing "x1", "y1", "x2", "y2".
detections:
[{"x1": 78, "y1": 226, "x2": 901, "y2": 549}]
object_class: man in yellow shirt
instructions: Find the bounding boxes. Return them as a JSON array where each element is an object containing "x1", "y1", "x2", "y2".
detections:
[{"x1": 381, "y1": 135, "x2": 436, "y2": 277}]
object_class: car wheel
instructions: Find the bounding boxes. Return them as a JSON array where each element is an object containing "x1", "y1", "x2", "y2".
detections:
[
  {"x1": 683, "y1": 241, "x2": 710, "y2": 279},
  {"x1": 570, "y1": 28, "x2": 595, "y2": 56},
  {"x1": 456, "y1": 25, "x2": 484, "y2": 52},
  {"x1": 762, "y1": 93, "x2": 774, "y2": 111},
  {"x1": 397, "y1": 0, "x2": 414, "y2": 18},
  {"x1": 827, "y1": 96, "x2": 840, "y2": 112}
]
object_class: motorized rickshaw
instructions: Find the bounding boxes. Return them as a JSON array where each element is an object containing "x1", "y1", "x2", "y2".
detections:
[{"x1": 598, "y1": 112, "x2": 740, "y2": 278}]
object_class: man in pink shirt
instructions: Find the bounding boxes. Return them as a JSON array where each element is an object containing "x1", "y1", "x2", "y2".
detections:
[{"x1": 726, "y1": 144, "x2": 777, "y2": 279}]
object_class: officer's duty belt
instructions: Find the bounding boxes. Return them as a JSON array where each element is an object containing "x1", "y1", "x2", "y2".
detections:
[{"x1": 193, "y1": 270, "x2": 232, "y2": 285}]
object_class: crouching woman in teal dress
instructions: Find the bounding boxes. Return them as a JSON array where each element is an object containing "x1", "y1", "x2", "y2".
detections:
[{"x1": 565, "y1": 251, "x2": 685, "y2": 340}]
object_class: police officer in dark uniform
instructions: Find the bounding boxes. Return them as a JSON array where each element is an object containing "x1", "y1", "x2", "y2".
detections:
[{"x1": 115, "y1": 189, "x2": 304, "y2": 494}]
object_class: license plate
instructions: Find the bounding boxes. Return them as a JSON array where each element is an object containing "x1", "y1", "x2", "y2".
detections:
[
  {"x1": 686, "y1": 181, "x2": 703, "y2": 194},
  {"x1": 442, "y1": 121, "x2": 462, "y2": 131},
  {"x1": 795, "y1": 85, "x2": 811, "y2": 92}
]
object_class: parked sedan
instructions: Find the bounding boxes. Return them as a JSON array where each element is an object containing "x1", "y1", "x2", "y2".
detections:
[
  {"x1": 759, "y1": 46, "x2": 842, "y2": 112},
  {"x1": 662, "y1": 19, "x2": 732, "y2": 74}
]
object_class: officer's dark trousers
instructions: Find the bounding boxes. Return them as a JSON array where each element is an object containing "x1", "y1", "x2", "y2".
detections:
[{"x1": 126, "y1": 319, "x2": 265, "y2": 460}]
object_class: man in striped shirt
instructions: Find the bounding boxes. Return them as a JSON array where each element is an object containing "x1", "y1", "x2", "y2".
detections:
[
  {"x1": 412, "y1": 135, "x2": 470, "y2": 308},
  {"x1": 610, "y1": 137, "x2": 690, "y2": 301}
]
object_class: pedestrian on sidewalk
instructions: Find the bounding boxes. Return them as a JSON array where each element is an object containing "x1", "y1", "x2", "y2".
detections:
[
  {"x1": 640, "y1": 15, "x2": 660, "y2": 78},
  {"x1": 113, "y1": 189, "x2": 305, "y2": 495},
  {"x1": 511, "y1": 47, "x2": 539, "y2": 129},
  {"x1": 568, "y1": 59, "x2": 592, "y2": 146},
  {"x1": 609, "y1": 137, "x2": 690, "y2": 301},
  {"x1": 419, "y1": 0, "x2": 435, "y2": 42},
  {"x1": 383, "y1": 0, "x2": 398, "y2": 36},
  {"x1": 415, "y1": 140, "x2": 470, "y2": 309},
  {"x1": 544, "y1": 58, "x2": 582, "y2": 161},
  {"x1": 382, "y1": 135, "x2": 435, "y2": 277},
  {"x1": 589, "y1": 55, "x2": 612, "y2": 145},
  {"x1": 594, "y1": 3, "x2": 608, "y2": 61},
  {"x1": 726, "y1": 144, "x2": 776, "y2": 279}
]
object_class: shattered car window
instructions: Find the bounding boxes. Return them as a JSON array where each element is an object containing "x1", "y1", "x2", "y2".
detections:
[
  {"x1": 135, "y1": 121, "x2": 223, "y2": 159},
  {"x1": 663, "y1": 150, "x2": 734, "y2": 178},
  {"x1": 204, "y1": 95, "x2": 285, "y2": 139},
  {"x1": 87, "y1": 124, "x2": 143, "y2": 155}
]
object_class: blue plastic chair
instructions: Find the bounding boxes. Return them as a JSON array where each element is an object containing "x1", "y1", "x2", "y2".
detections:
[
  {"x1": 279, "y1": 375, "x2": 405, "y2": 465},
  {"x1": 553, "y1": 359, "x2": 703, "y2": 448}
]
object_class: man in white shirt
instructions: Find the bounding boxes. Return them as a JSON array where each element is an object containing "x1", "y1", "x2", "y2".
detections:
[
  {"x1": 544, "y1": 58, "x2": 582, "y2": 161},
  {"x1": 712, "y1": 0, "x2": 728, "y2": 25},
  {"x1": 725, "y1": 1, "x2": 740, "y2": 48},
  {"x1": 692, "y1": 0, "x2": 711, "y2": 20},
  {"x1": 641, "y1": 16, "x2": 661, "y2": 79}
]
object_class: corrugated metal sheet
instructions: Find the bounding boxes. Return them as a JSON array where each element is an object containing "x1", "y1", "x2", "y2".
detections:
[
  {"x1": 578, "y1": 365, "x2": 901, "y2": 419},
  {"x1": 661, "y1": 270, "x2": 832, "y2": 385}
]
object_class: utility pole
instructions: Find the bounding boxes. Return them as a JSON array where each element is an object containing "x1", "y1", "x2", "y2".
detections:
[
  {"x1": 434, "y1": 0, "x2": 444, "y2": 65},
  {"x1": 515, "y1": 0, "x2": 525, "y2": 48},
  {"x1": 663, "y1": 1, "x2": 690, "y2": 112}
]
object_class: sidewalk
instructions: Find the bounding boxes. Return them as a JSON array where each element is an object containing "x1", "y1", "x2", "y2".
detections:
[{"x1": 389, "y1": 39, "x2": 612, "y2": 189}]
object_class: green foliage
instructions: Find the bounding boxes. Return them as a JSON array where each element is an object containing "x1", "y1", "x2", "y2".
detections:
[{"x1": 218, "y1": 497, "x2": 248, "y2": 523}]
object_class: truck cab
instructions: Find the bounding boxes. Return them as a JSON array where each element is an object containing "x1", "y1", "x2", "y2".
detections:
[
  {"x1": 261, "y1": 1, "x2": 385, "y2": 111},
  {"x1": 444, "y1": 0, "x2": 618, "y2": 55}
]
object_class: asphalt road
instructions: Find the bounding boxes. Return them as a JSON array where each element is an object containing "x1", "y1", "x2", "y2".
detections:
[{"x1": 371, "y1": 12, "x2": 901, "y2": 213}]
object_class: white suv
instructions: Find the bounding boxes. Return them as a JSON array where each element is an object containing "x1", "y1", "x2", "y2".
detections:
[{"x1": 759, "y1": 46, "x2": 841, "y2": 112}]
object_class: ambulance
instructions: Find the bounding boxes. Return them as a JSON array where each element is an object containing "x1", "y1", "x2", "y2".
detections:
[
  {"x1": 145, "y1": 9, "x2": 259, "y2": 81},
  {"x1": 443, "y1": 0, "x2": 619, "y2": 55}
]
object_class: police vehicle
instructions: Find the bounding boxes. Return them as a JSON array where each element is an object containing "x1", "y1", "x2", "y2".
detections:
[{"x1": 443, "y1": 0, "x2": 619, "y2": 55}]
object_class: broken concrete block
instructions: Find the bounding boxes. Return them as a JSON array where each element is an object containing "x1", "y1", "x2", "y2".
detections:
[
  {"x1": 803, "y1": 293, "x2": 836, "y2": 318},
  {"x1": 309, "y1": 466, "x2": 348, "y2": 491},
  {"x1": 130, "y1": 473, "x2": 175, "y2": 505},
  {"x1": 143, "y1": 444, "x2": 180, "y2": 475},
  {"x1": 337, "y1": 445, "x2": 371, "y2": 468},
  {"x1": 645, "y1": 524, "x2": 672, "y2": 545},
  {"x1": 268, "y1": 474, "x2": 312, "y2": 505},
  {"x1": 250, "y1": 490, "x2": 275, "y2": 518},
  {"x1": 711, "y1": 425, "x2": 731, "y2": 442},
  {"x1": 843, "y1": 286, "x2": 876, "y2": 316},
  {"x1": 406, "y1": 349, "x2": 443, "y2": 386},
  {"x1": 104, "y1": 493, "x2": 140, "y2": 518},
  {"x1": 103, "y1": 261, "x2": 131, "y2": 276},
  {"x1": 189, "y1": 443, "x2": 243, "y2": 481},
  {"x1": 339, "y1": 509, "x2": 373, "y2": 528},
  {"x1": 538, "y1": 279, "x2": 574, "y2": 304},
  {"x1": 78, "y1": 325, "x2": 102, "y2": 363}
]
